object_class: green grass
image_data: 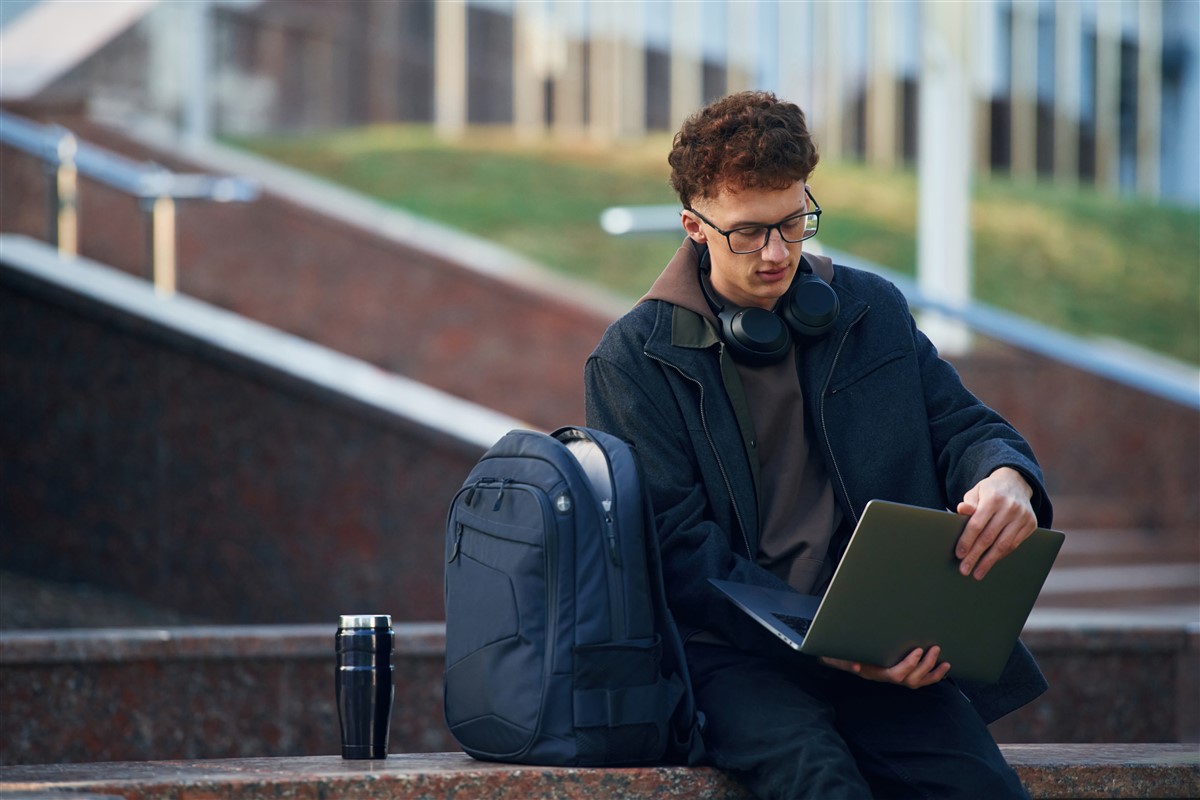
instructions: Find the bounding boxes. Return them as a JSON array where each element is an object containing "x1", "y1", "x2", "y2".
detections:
[{"x1": 229, "y1": 125, "x2": 1200, "y2": 365}]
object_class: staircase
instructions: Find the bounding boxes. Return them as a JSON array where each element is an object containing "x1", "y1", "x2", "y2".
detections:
[{"x1": 2, "y1": 107, "x2": 1195, "y2": 630}]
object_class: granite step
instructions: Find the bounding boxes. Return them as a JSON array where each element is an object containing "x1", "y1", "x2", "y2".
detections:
[{"x1": 2, "y1": 748, "x2": 1197, "y2": 800}]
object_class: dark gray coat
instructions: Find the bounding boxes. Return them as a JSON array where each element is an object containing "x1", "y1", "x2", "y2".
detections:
[{"x1": 584, "y1": 256, "x2": 1054, "y2": 723}]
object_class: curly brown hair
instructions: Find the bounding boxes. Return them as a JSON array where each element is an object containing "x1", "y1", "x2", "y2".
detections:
[{"x1": 668, "y1": 91, "x2": 819, "y2": 208}]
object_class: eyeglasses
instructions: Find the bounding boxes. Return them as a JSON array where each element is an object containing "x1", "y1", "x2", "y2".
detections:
[{"x1": 687, "y1": 188, "x2": 821, "y2": 254}]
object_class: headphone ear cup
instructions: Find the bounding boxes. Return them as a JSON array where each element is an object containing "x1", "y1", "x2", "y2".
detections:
[
  {"x1": 781, "y1": 273, "x2": 840, "y2": 338},
  {"x1": 719, "y1": 306, "x2": 792, "y2": 367}
]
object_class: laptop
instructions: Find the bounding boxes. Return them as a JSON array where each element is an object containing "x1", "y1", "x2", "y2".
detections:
[{"x1": 709, "y1": 499, "x2": 1064, "y2": 684}]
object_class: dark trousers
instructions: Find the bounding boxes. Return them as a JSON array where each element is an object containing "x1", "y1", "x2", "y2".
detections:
[{"x1": 686, "y1": 642, "x2": 1030, "y2": 800}]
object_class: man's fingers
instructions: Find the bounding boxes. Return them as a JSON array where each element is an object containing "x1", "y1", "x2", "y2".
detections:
[
  {"x1": 882, "y1": 647, "x2": 946, "y2": 688},
  {"x1": 822, "y1": 647, "x2": 950, "y2": 688},
  {"x1": 920, "y1": 660, "x2": 952, "y2": 687},
  {"x1": 969, "y1": 517, "x2": 1036, "y2": 579},
  {"x1": 955, "y1": 503, "x2": 993, "y2": 560},
  {"x1": 957, "y1": 492, "x2": 1038, "y2": 577},
  {"x1": 958, "y1": 513, "x2": 1001, "y2": 575}
]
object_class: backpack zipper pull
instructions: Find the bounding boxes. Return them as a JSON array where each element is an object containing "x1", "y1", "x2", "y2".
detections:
[
  {"x1": 492, "y1": 479, "x2": 511, "y2": 511},
  {"x1": 603, "y1": 501, "x2": 621, "y2": 566},
  {"x1": 447, "y1": 523, "x2": 464, "y2": 563},
  {"x1": 464, "y1": 476, "x2": 492, "y2": 507}
]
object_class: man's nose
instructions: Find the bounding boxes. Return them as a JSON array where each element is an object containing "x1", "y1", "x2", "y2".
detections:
[{"x1": 761, "y1": 226, "x2": 789, "y2": 260}]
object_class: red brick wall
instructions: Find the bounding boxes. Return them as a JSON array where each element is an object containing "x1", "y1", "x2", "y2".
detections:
[{"x1": 1, "y1": 266, "x2": 484, "y2": 624}]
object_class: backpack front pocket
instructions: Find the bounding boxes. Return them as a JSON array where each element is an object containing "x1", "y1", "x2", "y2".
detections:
[{"x1": 444, "y1": 488, "x2": 556, "y2": 758}]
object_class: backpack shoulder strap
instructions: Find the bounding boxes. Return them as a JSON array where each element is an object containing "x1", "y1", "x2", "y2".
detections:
[
  {"x1": 623, "y1": 434, "x2": 705, "y2": 764},
  {"x1": 553, "y1": 425, "x2": 705, "y2": 764}
]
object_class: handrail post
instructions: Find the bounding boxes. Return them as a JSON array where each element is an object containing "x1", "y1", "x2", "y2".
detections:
[
  {"x1": 142, "y1": 194, "x2": 177, "y2": 296},
  {"x1": 46, "y1": 130, "x2": 79, "y2": 258},
  {"x1": 2, "y1": 110, "x2": 257, "y2": 296}
]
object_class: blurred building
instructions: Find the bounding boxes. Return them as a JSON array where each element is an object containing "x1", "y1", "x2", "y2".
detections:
[{"x1": 1, "y1": 0, "x2": 1196, "y2": 205}]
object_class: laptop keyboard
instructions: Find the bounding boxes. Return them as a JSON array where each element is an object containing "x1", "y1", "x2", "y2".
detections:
[{"x1": 773, "y1": 613, "x2": 812, "y2": 636}]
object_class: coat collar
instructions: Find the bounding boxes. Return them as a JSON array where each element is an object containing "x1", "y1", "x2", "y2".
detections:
[{"x1": 643, "y1": 244, "x2": 870, "y2": 371}]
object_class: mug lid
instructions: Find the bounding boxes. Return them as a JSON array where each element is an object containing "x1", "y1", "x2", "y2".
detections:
[{"x1": 338, "y1": 614, "x2": 391, "y2": 629}]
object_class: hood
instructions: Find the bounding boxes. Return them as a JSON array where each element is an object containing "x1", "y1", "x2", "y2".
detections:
[{"x1": 638, "y1": 239, "x2": 836, "y2": 322}]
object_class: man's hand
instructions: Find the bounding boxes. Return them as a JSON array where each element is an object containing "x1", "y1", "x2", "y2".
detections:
[
  {"x1": 820, "y1": 646, "x2": 950, "y2": 688},
  {"x1": 955, "y1": 467, "x2": 1036, "y2": 580}
]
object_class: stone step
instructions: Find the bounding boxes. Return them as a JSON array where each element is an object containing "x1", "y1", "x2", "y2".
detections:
[
  {"x1": 1041, "y1": 564, "x2": 1200, "y2": 596},
  {"x1": 2, "y1": 622, "x2": 1196, "y2": 767},
  {"x1": 1, "y1": 748, "x2": 1197, "y2": 800},
  {"x1": 1054, "y1": 528, "x2": 1200, "y2": 563}
]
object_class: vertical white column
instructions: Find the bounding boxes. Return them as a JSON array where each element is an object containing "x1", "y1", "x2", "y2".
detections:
[
  {"x1": 587, "y1": 0, "x2": 616, "y2": 139},
  {"x1": 551, "y1": 0, "x2": 586, "y2": 137},
  {"x1": 821, "y1": 4, "x2": 844, "y2": 159},
  {"x1": 1009, "y1": 0, "x2": 1038, "y2": 180},
  {"x1": 726, "y1": 0, "x2": 756, "y2": 94},
  {"x1": 670, "y1": 0, "x2": 704, "y2": 130},
  {"x1": 971, "y1": 0, "x2": 997, "y2": 176},
  {"x1": 1094, "y1": 0, "x2": 1121, "y2": 192},
  {"x1": 513, "y1": 0, "x2": 546, "y2": 139},
  {"x1": 1054, "y1": 0, "x2": 1082, "y2": 186},
  {"x1": 616, "y1": 2, "x2": 646, "y2": 139},
  {"x1": 585, "y1": 1, "x2": 645, "y2": 140},
  {"x1": 435, "y1": 0, "x2": 468, "y2": 139},
  {"x1": 776, "y1": 0, "x2": 811, "y2": 104},
  {"x1": 918, "y1": 0, "x2": 973, "y2": 354},
  {"x1": 1136, "y1": 0, "x2": 1162, "y2": 197},
  {"x1": 182, "y1": 0, "x2": 211, "y2": 144},
  {"x1": 866, "y1": 0, "x2": 897, "y2": 169}
]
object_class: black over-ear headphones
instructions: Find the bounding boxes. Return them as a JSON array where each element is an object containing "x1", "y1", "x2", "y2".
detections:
[{"x1": 697, "y1": 249, "x2": 840, "y2": 367}]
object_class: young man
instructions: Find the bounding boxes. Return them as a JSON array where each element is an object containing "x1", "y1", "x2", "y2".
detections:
[{"x1": 584, "y1": 91, "x2": 1052, "y2": 798}]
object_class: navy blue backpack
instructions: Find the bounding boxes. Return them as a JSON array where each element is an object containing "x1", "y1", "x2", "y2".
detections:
[{"x1": 443, "y1": 426, "x2": 704, "y2": 766}]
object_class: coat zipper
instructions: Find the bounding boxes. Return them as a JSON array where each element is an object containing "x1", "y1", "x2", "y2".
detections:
[
  {"x1": 650, "y1": 352, "x2": 755, "y2": 560},
  {"x1": 818, "y1": 307, "x2": 869, "y2": 525}
]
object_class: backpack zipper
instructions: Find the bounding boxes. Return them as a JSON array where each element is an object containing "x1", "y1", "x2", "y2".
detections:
[
  {"x1": 568, "y1": 430, "x2": 627, "y2": 642},
  {"x1": 448, "y1": 476, "x2": 499, "y2": 563},
  {"x1": 601, "y1": 499, "x2": 626, "y2": 640},
  {"x1": 603, "y1": 504, "x2": 621, "y2": 567},
  {"x1": 447, "y1": 522, "x2": 464, "y2": 563}
]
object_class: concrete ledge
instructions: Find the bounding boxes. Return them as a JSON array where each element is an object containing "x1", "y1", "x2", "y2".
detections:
[
  {"x1": 3, "y1": 621, "x2": 1198, "y2": 766},
  {"x1": 2, "y1": 747, "x2": 1197, "y2": 800},
  {"x1": 1001, "y1": 744, "x2": 1200, "y2": 799},
  {"x1": 0, "y1": 624, "x2": 456, "y2": 765}
]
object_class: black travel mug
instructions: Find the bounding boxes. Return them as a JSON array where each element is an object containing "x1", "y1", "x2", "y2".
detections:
[{"x1": 335, "y1": 614, "x2": 395, "y2": 759}]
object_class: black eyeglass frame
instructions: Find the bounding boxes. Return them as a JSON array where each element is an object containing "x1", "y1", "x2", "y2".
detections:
[{"x1": 686, "y1": 187, "x2": 822, "y2": 254}]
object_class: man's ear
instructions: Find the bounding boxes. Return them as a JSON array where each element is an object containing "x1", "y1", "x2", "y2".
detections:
[{"x1": 681, "y1": 210, "x2": 707, "y2": 244}]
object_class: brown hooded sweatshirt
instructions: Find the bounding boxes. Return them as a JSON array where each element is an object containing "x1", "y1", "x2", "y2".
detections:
[{"x1": 639, "y1": 242, "x2": 844, "y2": 596}]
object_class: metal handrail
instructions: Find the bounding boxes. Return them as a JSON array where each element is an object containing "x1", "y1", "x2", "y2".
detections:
[
  {"x1": 600, "y1": 204, "x2": 1200, "y2": 410},
  {"x1": 0, "y1": 109, "x2": 259, "y2": 294}
]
